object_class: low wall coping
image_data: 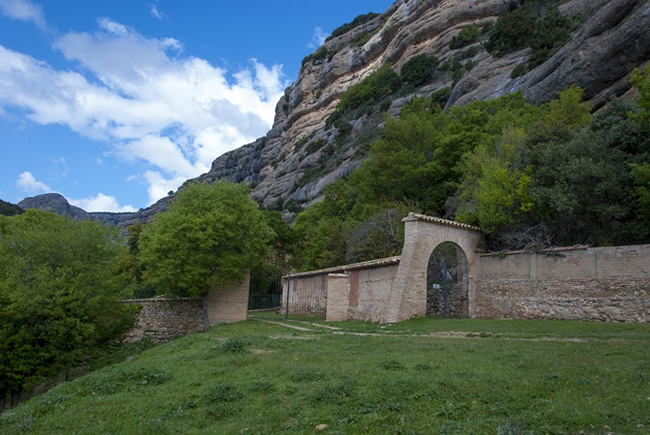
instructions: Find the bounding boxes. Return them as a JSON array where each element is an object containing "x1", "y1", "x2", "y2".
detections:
[
  {"x1": 285, "y1": 256, "x2": 401, "y2": 279},
  {"x1": 403, "y1": 212, "x2": 483, "y2": 233},
  {"x1": 124, "y1": 297, "x2": 202, "y2": 303},
  {"x1": 479, "y1": 245, "x2": 591, "y2": 257}
]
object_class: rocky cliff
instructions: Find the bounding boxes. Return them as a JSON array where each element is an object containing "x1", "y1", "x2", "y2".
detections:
[
  {"x1": 19, "y1": 0, "x2": 650, "y2": 227},
  {"x1": 190, "y1": 0, "x2": 650, "y2": 212}
]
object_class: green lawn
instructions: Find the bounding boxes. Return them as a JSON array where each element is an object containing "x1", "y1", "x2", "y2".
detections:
[{"x1": 3, "y1": 318, "x2": 649, "y2": 434}]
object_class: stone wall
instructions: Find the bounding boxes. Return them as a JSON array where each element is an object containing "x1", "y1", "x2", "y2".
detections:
[
  {"x1": 125, "y1": 273, "x2": 251, "y2": 342},
  {"x1": 475, "y1": 245, "x2": 650, "y2": 322},
  {"x1": 124, "y1": 297, "x2": 204, "y2": 342}
]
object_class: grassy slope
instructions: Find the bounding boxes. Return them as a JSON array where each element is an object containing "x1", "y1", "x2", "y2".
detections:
[{"x1": 3, "y1": 319, "x2": 650, "y2": 435}]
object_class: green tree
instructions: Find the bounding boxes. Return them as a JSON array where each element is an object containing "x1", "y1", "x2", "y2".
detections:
[
  {"x1": 117, "y1": 223, "x2": 155, "y2": 298},
  {"x1": 0, "y1": 210, "x2": 133, "y2": 408},
  {"x1": 456, "y1": 127, "x2": 534, "y2": 232},
  {"x1": 631, "y1": 66, "x2": 650, "y2": 127},
  {"x1": 293, "y1": 181, "x2": 357, "y2": 270},
  {"x1": 631, "y1": 163, "x2": 650, "y2": 224},
  {"x1": 545, "y1": 85, "x2": 591, "y2": 130},
  {"x1": 139, "y1": 182, "x2": 273, "y2": 298}
]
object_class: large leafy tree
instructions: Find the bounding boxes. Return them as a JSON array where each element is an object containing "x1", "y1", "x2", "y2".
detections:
[
  {"x1": 139, "y1": 182, "x2": 273, "y2": 298},
  {"x1": 0, "y1": 210, "x2": 133, "y2": 409}
]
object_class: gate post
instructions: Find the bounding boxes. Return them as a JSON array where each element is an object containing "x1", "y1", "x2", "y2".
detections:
[
  {"x1": 205, "y1": 270, "x2": 251, "y2": 326},
  {"x1": 326, "y1": 274, "x2": 349, "y2": 322}
]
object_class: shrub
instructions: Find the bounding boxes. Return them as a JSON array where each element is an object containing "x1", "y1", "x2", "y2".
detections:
[
  {"x1": 401, "y1": 54, "x2": 440, "y2": 86},
  {"x1": 204, "y1": 384, "x2": 243, "y2": 403},
  {"x1": 338, "y1": 64, "x2": 402, "y2": 114},
  {"x1": 431, "y1": 87, "x2": 452, "y2": 108},
  {"x1": 450, "y1": 25, "x2": 480, "y2": 49},
  {"x1": 305, "y1": 139, "x2": 328, "y2": 154},
  {"x1": 302, "y1": 47, "x2": 334, "y2": 67},
  {"x1": 327, "y1": 12, "x2": 380, "y2": 41},
  {"x1": 220, "y1": 338, "x2": 248, "y2": 353},
  {"x1": 486, "y1": 1, "x2": 572, "y2": 66},
  {"x1": 511, "y1": 63, "x2": 528, "y2": 79}
]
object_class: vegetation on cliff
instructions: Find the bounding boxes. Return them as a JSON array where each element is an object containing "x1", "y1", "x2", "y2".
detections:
[
  {"x1": 485, "y1": 0, "x2": 575, "y2": 66},
  {"x1": 0, "y1": 200, "x2": 23, "y2": 217},
  {"x1": 290, "y1": 68, "x2": 650, "y2": 271}
]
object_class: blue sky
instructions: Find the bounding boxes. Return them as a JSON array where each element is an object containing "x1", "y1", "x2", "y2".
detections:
[{"x1": 0, "y1": 0, "x2": 394, "y2": 212}]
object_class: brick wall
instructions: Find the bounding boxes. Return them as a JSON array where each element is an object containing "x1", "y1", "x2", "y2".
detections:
[
  {"x1": 475, "y1": 245, "x2": 650, "y2": 322},
  {"x1": 347, "y1": 264, "x2": 400, "y2": 322}
]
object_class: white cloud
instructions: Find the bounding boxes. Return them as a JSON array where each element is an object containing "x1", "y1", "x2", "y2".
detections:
[
  {"x1": 150, "y1": 4, "x2": 163, "y2": 21},
  {"x1": 143, "y1": 170, "x2": 186, "y2": 204},
  {"x1": 308, "y1": 26, "x2": 329, "y2": 49},
  {"x1": 51, "y1": 156, "x2": 70, "y2": 179},
  {"x1": 0, "y1": 19, "x2": 286, "y2": 206},
  {"x1": 0, "y1": 0, "x2": 46, "y2": 30},
  {"x1": 97, "y1": 17, "x2": 128, "y2": 36},
  {"x1": 16, "y1": 171, "x2": 51, "y2": 193},
  {"x1": 116, "y1": 135, "x2": 207, "y2": 178},
  {"x1": 69, "y1": 193, "x2": 136, "y2": 213}
]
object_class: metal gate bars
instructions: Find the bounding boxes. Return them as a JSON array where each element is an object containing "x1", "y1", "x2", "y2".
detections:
[{"x1": 247, "y1": 272, "x2": 327, "y2": 320}]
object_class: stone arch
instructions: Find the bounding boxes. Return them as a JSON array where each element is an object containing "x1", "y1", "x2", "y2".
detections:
[
  {"x1": 383, "y1": 213, "x2": 483, "y2": 323},
  {"x1": 426, "y1": 241, "x2": 469, "y2": 317}
]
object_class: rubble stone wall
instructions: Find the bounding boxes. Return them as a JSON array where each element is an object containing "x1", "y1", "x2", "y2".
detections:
[
  {"x1": 124, "y1": 298, "x2": 204, "y2": 342},
  {"x1": 475, "y1": 245, "x2": 650, "y2": 322}
]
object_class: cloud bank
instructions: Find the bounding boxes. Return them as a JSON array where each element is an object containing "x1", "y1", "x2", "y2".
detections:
[
  {"x1": 0, "y1": 0, "x2": 45, "y2": 29},
  {"x1": 0, "y1": 16, "x2": 286, "y2": 206}
]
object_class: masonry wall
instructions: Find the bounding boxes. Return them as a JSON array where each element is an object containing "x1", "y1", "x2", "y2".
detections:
[
  {"x1": 124, "y1": 298, "x2": 204, "y2": 342},
  {"x1": 347, "y1": 264, "x2": 400, "y2": 322},
  {"x1": 475, "y1": 245, "x2": 650, "y2": 322}
]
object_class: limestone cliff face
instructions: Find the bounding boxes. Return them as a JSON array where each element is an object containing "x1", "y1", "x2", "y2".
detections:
[
  {"x1": 190, "y1": 0, "x2": 650, "y2": 213},
  {"x1": 19, "y1": 0, "x2": 650, "y2": 227}
]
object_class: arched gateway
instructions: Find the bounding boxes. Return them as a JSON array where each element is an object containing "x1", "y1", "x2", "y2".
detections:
[{"x1": 382, "y1": 213, "x2": 483, "y2": 323}]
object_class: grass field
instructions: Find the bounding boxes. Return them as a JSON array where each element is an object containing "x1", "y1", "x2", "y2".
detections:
[{"x1": 3, "y1": 318, "x2": 649, "y2": 434}]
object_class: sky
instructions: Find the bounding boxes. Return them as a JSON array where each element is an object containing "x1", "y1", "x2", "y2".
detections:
[{"x1": 0, "y1": 0, "x2": 395, "y2": 212}]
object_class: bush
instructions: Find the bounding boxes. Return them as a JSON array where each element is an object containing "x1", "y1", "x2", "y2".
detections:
[
  {"x1": 400, "y1": 54, "x2": 440, "y2": 86},
  {"x1": 305, "y1": 139, "x2": 328, "y2": 154},
  {"x1": 486, "y1": 1, "x2": 572, "y2": 66},
  {"x1": 431, "y1": 87, "x2": 452, "y2": 108},
  {"x1": 220, "y1": 338, "x2": 248, "y2": 353},
  {"x1": 450, "y1": 25, "x2": 480, "y2": 49},
  {"x1": 302, "y1": 47, "x2": 334, "y2": 66},
  {"x1": 511, "y1": 63, "x2": 528, "y2": 78},
  {"x1": 338, "y1": 64, "x2": 402, "y2": 114},
  {"x1": 327, "y1": 12, "x2": 380, "y2": 41},
  {"x1": 204, "y1": 384, "x2": 243, "y2": 403}
]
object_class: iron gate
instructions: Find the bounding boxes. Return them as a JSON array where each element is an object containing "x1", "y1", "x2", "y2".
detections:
[
  {"x1": 426, "y1": 242, "x2": 469, "y2": 317},
  {"x1": 247, "y1": 272, "x2": 327, "y2": 320}
]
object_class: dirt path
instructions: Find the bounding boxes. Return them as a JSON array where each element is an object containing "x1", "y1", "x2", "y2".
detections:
[{"x1": 251, "y1": 319, "x2": 627, "y2": 343}]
